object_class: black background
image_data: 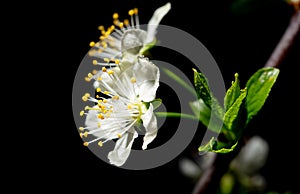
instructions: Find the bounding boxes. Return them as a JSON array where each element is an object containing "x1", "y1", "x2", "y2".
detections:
[{"x1": 11, "y1": 0, "x2": 299, "y2": 193}]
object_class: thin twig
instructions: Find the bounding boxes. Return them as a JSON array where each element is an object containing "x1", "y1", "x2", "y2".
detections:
[{"x1": 265, "y1": 10, "x2": 300, "y2": 68}]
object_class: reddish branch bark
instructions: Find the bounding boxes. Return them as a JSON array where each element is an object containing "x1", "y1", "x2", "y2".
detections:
[{"x1": 265, "y1": 10, "x2": 300, "y2": 68}]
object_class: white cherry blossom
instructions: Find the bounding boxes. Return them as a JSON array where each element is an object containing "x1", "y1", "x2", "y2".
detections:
[
  {"x1": 88, "y1": 3, "x2": 171, "y2": 66},
  {"x1": 79, "y1": 57, "x2": 160, "y2": 166}
]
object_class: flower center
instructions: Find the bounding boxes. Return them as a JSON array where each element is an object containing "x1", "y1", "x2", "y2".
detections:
[{"x1": 127, "y1": 99, "x2": 147, "y2": 121}]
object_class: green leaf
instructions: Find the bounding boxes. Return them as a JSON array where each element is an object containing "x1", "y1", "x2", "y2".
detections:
[
  {"x1": 213, "y1": 141, "x2": 238, "y2": 153},
  {"x1": 198, "y1": 137, "x2": 238, "y2": 153},
  {"x1": 193, "y1": 69, "x2": 224, "y2": 119},
  {"x1": 224, "y1": 73, "x2": 241, "y2": 111},
  {"x1": 245, "y1": 67, "x2": 280, "y2": 125},
  {"x1": 151, "y1": 98, "x2": 162, "y2": 110},
  {"x1": 223, "y1": 88, "x2": 247, "y2": 134},
  {"x1": 189, "y1": 99, "x2": 225, "y2": 133},
  {"x1": 189, "y1": 99, "x2": 210, "y2": 123},
  {"x1": 198, "y1": 137, "x2": 217, "y2": 152},
  {"x1": 193, "y1": 68, "x2": 212, "y2": 107}
]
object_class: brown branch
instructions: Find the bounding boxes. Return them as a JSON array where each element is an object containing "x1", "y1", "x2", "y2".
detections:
[
  {"x1": 191, "y1": 162, "x2": 216, "y2": 194},
  {"x1": 192, "y1": 9, "x2": 300, "y2": 194},
  {"x1": 265, "y1": 10, "x2": 300, "y2": 68}
]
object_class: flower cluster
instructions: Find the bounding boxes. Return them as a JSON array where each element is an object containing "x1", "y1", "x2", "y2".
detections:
[{"x1": 79, "y1": 3, "x2": 171, "y2": 166}]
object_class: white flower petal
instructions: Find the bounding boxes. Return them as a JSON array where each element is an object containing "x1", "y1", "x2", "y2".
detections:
[
  {"x1": 85, "y1": 106, "x2": 107, "y2": 138},
  {"x1": 112, "y1": 57, "x2": 160, "y2": 101},
  {"x1": 108, "y1": 129, "x2": 138, "y2": 166},
  {"x1": 113, "y1": 68, "x2": 136, "y2": 100},
  {"x1": 121, "y1": 53, "x2": 139, "y2": 67},
  {"x1": 141, "y1": 104, "x2": 158, "y2": 150},
  {"x1": 85, "y1": 106, "x2": 99, "y2": 127},
  {"x1": 146, "y1": 2, "x2": 171, "y2": 43},
  {"x1": 133, "y1": 57, "x2": 160, "y2": 102},
  {"x1": 121, "y1": 29, "x2": 147, "y2": 55}
]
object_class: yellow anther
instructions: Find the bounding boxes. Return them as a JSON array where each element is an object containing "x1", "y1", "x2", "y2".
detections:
[
  {"x1": 88, "y1": 50, "x2": 96, "y2": 56},
  {"x1": 100, "y1": 36, "x2": 106, "y2": 41},
  {"x1": 103, "y1": 99, "x2": 108, "y2": 103},
  {"x1": 98, "y1": 25, "x2": 104, "y2": 31},
  {"x1": 84, "y1": 106, "x2": 90, "y2": 110},
  {"x1": 101, "y1": 41, "x2": 108, "y2": 48},
  {"x1": 113, "y1": 20, "x2": 119, "y2": 26},
  {"x1": 112, "y1": 95, "x2": 119, "y2": 100},
  {"x1": 80, "y1": 111, "x2": 85, "y2": 116},
  {"x1": 104, "y1": 58, "x2": 110, "y2": 63},
  {"x1": 95, "y1": 42, "x2": 100, "y2": 47},
  {"x1": 84, "y1": 93, "x2": 90, "y2": 97},
  {"x1": 127, "y1": 104, "x2": 132, "y2": 109},
  {"x1": 106, "y1": 30, "x2": 111, "y2": 35},
  {"x1": 102, "y1": 67, "x2": 107, "y2": 72},
  {"x1": 89, "y1": 41, "x2": 95, "y2": 47},
  {"x1": 110, "y1": 25, "x2": 115, "y2": 31},
  {"x1": 84, "y1": 77, "x2": 91, "y2": 82},
  {"x1": 99, "y1": 104, "x2": 105, "y2": 110},
  {"x1": 113, "y1": 13, "x2": 119, "y2": 19},
  {"x1": 98, "y1": 99, "x2": 103, "y2": 103},
  {"x1": 119, "y1": 22, "x2": 124, "y2": 28},
  {"x1": 115, "y1": 59, "x2": 120, "y2": 64},
  {"x1": 96, "y1": 88, "x2": 101, "y2": 92},
  {"x1": 103, "y1": 91, "x2": 110, "y2": 95},
  {"x1": 128, "y1": 9, "x2": 134, "y2": 16},
  {"x1": 124, "y1": 19, "x2": 129, "y2": 26},
  {"x1": 134, "y1": 8, "x2": 138, "y2": 14},
  {"x1": 107, "y1": 70, "x2": 114, "y2": 75},
  {"x1": 117, "y1": 133, "x2": 122, "y2": 138},
  {"x1": 97, "y1": 122, "x2": 101, "y2": 128},
  {"x1": 82, "y1": 95, "x2": 88, "y2": 102},
  {"x1": 83, "y1": 132, "x2": 88, "y2": 137},
  {"x1": 98, "y1": 141, "x2": 103, "y2": 147},
  {"x1": 87, "y1": 73, "x2": 93, "y2": 78},
  {"x1": 83, "y1": 142, "x2": 89, "y2": 146},
  {"x1": 92, "y1": 60, "x2": 98, "y2": 65},
  {"x1": 98, "y1": 113, "x2": 104, "y2": 120},
  {"x1": 92, "y1": 69, "x2": 98, "y2": 75},
  {"x1": 97, "y1": 77, "x2": 103, "y2": 81},
  {"x1": 79, "y1": 127, "x2": 84, "y2": 131},
  {"x1": 130, "y1": 77, "x2": 137, "y2": 83}
]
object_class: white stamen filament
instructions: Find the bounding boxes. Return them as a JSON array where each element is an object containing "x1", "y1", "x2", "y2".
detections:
[
  {"x1": 130, "y1": 15, "x2": 134, "y2": 28},
  {"x1": 84, "y1": 119, "x2": 138, "y2": 145},
  {"x1": 135, "y1": 13, "x2": 140, "y2": 29}
]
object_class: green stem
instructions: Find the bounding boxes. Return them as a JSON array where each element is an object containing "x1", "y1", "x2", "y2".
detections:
[
  {"x1": 155, "y1": 111, "x2": 199, "y2": 121},
  {"x1": 161, "y1": 67, "x2": 197, "y2": 98}
]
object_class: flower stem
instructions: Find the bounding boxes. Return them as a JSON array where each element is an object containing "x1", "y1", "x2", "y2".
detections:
[
  {"x1": 161, "y1": 67, "x2": 197, "y2": 98},
  {"x1": 155, "y1": 111, "x2": 199, "y2": 121}
]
